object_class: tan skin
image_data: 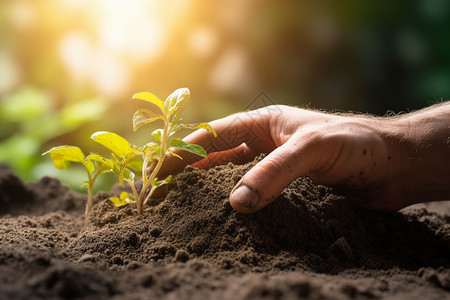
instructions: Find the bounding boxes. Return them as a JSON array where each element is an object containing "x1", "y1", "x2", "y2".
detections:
[{"x1": 156, "y1": 102, "x2": 450, "y2": 214}]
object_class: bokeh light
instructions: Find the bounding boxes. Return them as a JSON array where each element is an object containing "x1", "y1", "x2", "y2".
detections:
[{"x1": 1, "y1": 0, "x2": 449, "y2": 189}]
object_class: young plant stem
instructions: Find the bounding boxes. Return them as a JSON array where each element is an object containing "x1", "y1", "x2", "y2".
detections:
[
  {"x1": 84, "y1": 165, "x2": 106, "y2": 221},
  {"x1": 86, "y1": 181, "x2": 93, "y2": 220},
  {"x1": 137, "y1": 117, "x2": 169, "y2": 215},
  {"x1": 125, "y1": 178, "x2": 140, "y2": 203},
  {"x1": 143, "y1": 185, "x2": 158, "y2": 206},
  {"x1": 84, "y1": 167, "x2": 94, "y2": 220}
]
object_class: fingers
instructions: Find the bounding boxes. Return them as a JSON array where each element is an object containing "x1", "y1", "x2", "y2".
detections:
[
  {"x1": 229, "y1": 137, "x2": 314, "y2": 214},
  {"x1": 157, "y1": 110, "x2": 274, "y2": 178},
  {"x1": 192, "y1": 143, "x2": 258, "y2": 169}
]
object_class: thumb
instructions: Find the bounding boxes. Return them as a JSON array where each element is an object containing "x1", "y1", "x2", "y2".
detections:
[{"x1": 229, "y1": 139, "x2": 309, "y2": 214}]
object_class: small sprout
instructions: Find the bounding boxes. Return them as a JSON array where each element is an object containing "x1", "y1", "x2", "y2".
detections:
[
  {"x1": 42, "y1": 87, "x2": 214, "y2": 218},
  {"x1": 109, "y1": 191, "x2": 135, "y2": 207},
  {"x1": 111, "y1": 87, "x2": 217, "y2": 215},
  {"x1": 42, "y1": 146, "x2": 110, "y2": 221}
]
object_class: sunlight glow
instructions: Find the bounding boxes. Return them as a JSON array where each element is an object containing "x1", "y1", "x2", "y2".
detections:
[
  {"x1": 59, "y1": 32, "x2": 130, "y2": 97},
  {"x1": 188, "y1": 26, "x2": 219, "y2": 58},
  {"x1": 209, "y1": 46, "x2": 258, "y2": 96},
  {"x1": 97, "y1": 1, "x2": 167, "y2": 63},
  {"x1": 92, "y1": 52, "x2": 130, "y2": 97},
  {"x1": 8, "y1": 1, "x2": 35, "y2": 29},
  {"x1": 0, "y1": 52, "x2": 21, "y2": 93},
  {"x1": 59, "y1": 32, "x2": 93, "y2": 81},
  {"x1": 57, "y1": 0, "x2": 188, "y2": 96}
]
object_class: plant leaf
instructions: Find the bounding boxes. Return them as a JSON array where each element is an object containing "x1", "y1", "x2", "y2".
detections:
[
  {"x1": 42, "y1": 145, "x2": 85, "y2": 170},
  {"x1": 170, "y1": 138, "x2": 207, "y2": 158},
  {"x1": 141, "y1": 142, "x2": 159, "y2": 157},
  {"x1": 90, "y1": 131, "x2": 132, "y2": 158},
  {"x1": 151, "y1": 178, "x2": 166, "y2": 188},
  {"x1": 132, "y1": 92, "x2": 165, "y2": 114},
  {"x1": 151, "y1": 129, "x2": 163, "y2": 143},
  {"x1": 116, "y1": 163, "x2": 136, "y2": 183},
  {"x1": 109, "y1": 191, "x2": 135, "y2": 207},
  {"x1": 164, "y1": 88, "x2": 190, "y2": 116},
  {"x1": 124, "y1": 157, "x2": 143, "y2": 174},
  {"x1": 168, "y1": 149, "x2": 183, "y2": 160},
  {"x1": 165, "y1": 175, "x2": 173, "y2": 184},
  {"x1": 88, "y1": 153, "x2": 135, "y2": 181},
  {"x1": 82, "y1": 159, "x2": 96, "y2": 176},
  {"x1": 140, "y1": 143, "x2": 159, "y2": 176},
  {"x1": 174, "y1": 122, "x2": 217, "y2": 137},
  {"x1": 151, "y1": 175, "x2": 173, "y2": 188},
  {"x1": 133, "y1": 109, "x2": 163, "y2": 131},
  {"x1": 86, "y1": 153, "x2": 115, "y2": 170},
  {"x1": 119, "y1": 149, "x2": 142, "y2": 186},
  {"x1": 109, "y1": 197, "x2": 124, "y2": 206}
]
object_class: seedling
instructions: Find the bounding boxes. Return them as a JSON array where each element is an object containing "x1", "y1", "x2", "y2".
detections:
[
  {"x1": 42, "y1": 136, "x2": 137, "y2": 221},
  {"x1": 42, "y1": 146, "x2": 112, "y2": 220},
  {"x1": 42, "y1": 88, "x2": 215, "y2": 217},
  {"x1": 98, "y1": 87, "x2": 216, "y2": 215}
]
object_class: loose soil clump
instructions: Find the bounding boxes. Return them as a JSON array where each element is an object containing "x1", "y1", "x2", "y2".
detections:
[{"x1": 1, "y1": 160, "x2": 449, "y2": 299}]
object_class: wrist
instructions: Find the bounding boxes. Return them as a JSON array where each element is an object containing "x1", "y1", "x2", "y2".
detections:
[{"x1": 385, "y1": 102, "x2": 450, "y2": 205}]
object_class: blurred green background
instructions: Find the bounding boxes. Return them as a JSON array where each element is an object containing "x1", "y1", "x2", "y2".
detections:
[{"x1": 1, "y1": 0, "x2": 449, "y2": 191}]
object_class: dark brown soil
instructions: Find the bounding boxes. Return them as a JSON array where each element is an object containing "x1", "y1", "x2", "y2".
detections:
[{"x1": 1, "y1": 160, "x2": 449, "y2": 300}]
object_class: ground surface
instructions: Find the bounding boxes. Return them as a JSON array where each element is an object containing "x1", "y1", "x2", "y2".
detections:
[{"x1": 0, "y1": 161, "x2": 449, "y2": 300}]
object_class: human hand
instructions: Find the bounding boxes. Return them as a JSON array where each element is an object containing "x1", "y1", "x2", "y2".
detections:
[{"x1": 157, "y1": 103, "x2": 450, "y2": 214}]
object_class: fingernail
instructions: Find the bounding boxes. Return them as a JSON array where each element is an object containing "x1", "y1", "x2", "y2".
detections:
[{"x1": 230, "y1": 184, "x2": 259, "y2": 209}]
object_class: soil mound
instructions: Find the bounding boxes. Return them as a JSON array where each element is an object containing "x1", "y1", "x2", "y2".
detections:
[{"x1": 1, "y1": 160, "x2": 449, "y2": 299}]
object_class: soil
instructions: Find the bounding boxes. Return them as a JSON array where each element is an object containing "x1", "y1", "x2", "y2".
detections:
[{"x1": 0, "y1": 159, "x2": 449, "y2": 300}]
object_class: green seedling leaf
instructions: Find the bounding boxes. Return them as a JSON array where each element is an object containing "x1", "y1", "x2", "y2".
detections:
[
  {"x1": 141, "y1": 143, "x2": 159, "y2": 178},
  {"x1": 120, "y1": 149, "x2": 142, "y2": 186},
  {"x1": 142, "y1": 142, "x2": 159, "y2": 157},
  {"x1": 109, "y1": 191, "x2": 136, "y2": 207},
  {"x1": 115, "y1": 87, "x2": 218, "y2": 215},
  {"x1": 42, "y1": 145, "x2": 85, "y2": 169},
  {"x1": 173, "y1": 123, "x2": 217, "y2": 137},
  {"x1": 86, "y1": 153, "x2": 115, "y2": 170},
  {"x1": 165, "y1": 175, "x2": 173, "y2": 183},
  {"x1": 168, "y1": 149, "x2": 183, "y2": 160},
  {"x1": 151, "y1": 175, "x2": 173, "y2": 188},
  {"x1": 132, "y1": 92, "x2": 165, "y2": 115},
  {"x1": 164, "y1": 88, "x2": 190, "y2": 116},
  {"x1": 83, "y1": 159, "x2": 96, "y2": 176},
  {"x1": 170, "y1": 138, "x2": 207, "y2": 158},
  {"x1": 152, "y1": 129, "x2": 163, "y2": 143},
  {"x1": 133, "y1": 108, "x2": 163, "y2": 131},
  {"x1": 110, "y1": 150, "x2": 143, "y2": 174},
  {"x1": 151, "y1": 178, "x2": 166, "y2": 188},
  {"x1": 87, "y1": 153, "x2": 135, "y2": 182},
  {"x1": 91, "y1": 131, "x2": 132, "y2": 158}
]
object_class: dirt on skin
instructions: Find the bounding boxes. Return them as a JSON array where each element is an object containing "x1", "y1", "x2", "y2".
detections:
[{"x1": 0, "y1": 159, "x2": 449, "y2": 300}]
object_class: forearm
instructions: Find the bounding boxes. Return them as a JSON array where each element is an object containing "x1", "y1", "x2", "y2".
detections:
[{"x1": 388, "y1": 101, "x2": 450, "y2": 205}]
